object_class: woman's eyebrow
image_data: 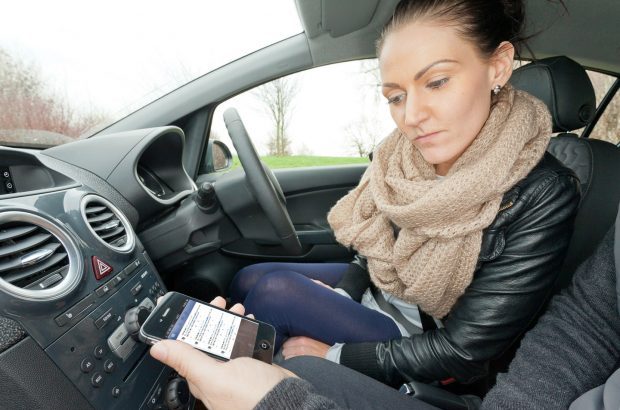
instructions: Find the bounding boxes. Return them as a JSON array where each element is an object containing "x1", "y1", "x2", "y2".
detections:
[
  {"x1": 382, "y1": 82, "x2": 401, "y2": 89},
  {"x1": 414, "y1": 59, "x2": 459, "y2": 80},
  {"x1": 382, "y1": 59, "x2": 459, "y2": 89}
]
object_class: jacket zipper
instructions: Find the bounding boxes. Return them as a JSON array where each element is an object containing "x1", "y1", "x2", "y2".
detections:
[{"x1": 498, "y1": 201, "x2": 514, "y2": 212}]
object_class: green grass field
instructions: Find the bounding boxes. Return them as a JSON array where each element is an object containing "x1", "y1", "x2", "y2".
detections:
[{"x1": 232, "y1": 155, "x2": 369, "y2": 169}]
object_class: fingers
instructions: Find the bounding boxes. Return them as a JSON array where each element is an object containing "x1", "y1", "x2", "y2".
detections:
[
  {"x1": 281, "y1": 344, "x2": 304, "y2": 359},
  {"x1": 283, "y1": 336, "x2": 306, "y2": 345},
  {"x1": 281, "y1": 336, "x2": 330, "y2": 360},
  {"x1": 281, "y1": 337, "x2": 306, "y2": 359},
  {"x1": 229, "y1": 303, "x2": 246, "y2": 316},
  {"x1": 150, "y1": 340, "x2": 216, "y2": 380},
  {"x1": 158, "y1": 295, "x2": 243, "y2": 315},
  {"x1": 209, "y1": 297, "x2": 246, "y2": 316},
  {"x1": 209, "y1": 296, "x2": 227, "y2": 309}
]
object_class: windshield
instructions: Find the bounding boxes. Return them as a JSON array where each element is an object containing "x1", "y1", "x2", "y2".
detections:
[{"x1": 0, "y1": 0, "x2": 302, "y2": 148}]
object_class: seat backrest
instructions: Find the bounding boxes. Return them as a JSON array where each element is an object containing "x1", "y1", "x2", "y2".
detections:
[
  {"x1": 483, "y1": 56, "x2": 620, "y2": 393},
  {"x1": 511, "y1": 56, "x2": 620, "y2": 289}
]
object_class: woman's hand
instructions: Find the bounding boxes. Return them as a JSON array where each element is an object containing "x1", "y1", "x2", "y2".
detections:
[
  {"x1": 149, "y1": 296, "x2": 297, "y2": 410},
  {"x1": 282, "y1": 336, "x2": 331, "y2": 360}
]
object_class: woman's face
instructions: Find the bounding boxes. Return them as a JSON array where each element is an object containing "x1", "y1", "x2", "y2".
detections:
[{"x1": 379, "y1": 20, "x2": 507, "y2": 175}]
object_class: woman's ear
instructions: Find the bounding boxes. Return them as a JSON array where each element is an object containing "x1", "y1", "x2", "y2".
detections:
[{"x1": 489, "y1": 41, "x2": 515, "y2": 88}]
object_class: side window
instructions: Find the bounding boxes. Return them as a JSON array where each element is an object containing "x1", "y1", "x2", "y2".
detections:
[
  {"x1": 209, "y1": 59, "x2": 395, "y2": 170},
  {"x1": 586, "y1": 71, "x2": 619, "y2": 144}
]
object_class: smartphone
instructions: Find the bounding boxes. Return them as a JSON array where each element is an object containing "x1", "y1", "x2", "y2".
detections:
[{"x1": 139, "y1": 292, "x2": 275, "y2": 364}]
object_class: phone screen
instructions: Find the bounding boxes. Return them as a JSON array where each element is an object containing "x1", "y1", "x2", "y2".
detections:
[{"x1": 166, "y1": 299, "x2": 259, "y2": 359}]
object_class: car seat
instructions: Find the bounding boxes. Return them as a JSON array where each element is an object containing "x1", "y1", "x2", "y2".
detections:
[{"x1": 511, "y1": 56, "x2": 620, "y2": 289}]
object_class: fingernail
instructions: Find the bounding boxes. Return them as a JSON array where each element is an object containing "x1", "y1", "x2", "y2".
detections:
[{"x1": 150, "y1": 342, "x2": 168, "y2": 361}]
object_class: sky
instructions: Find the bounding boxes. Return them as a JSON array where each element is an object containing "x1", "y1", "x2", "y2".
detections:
[{"x1": 0, "y1": 0, "x2": 395, "y2": 156}]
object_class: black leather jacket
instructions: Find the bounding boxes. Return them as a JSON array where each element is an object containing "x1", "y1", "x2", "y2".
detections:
[{"x1": 335, "y1": 152, "x2": 581, "y2": 386}]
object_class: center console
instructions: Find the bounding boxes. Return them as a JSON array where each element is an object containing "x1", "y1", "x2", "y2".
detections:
[
  {"x1": 45, "y1": 253, "x2": 186, "y2": 410},
  {"x1": 0, "y1": 188, "x2": 194, "y2": 410}
]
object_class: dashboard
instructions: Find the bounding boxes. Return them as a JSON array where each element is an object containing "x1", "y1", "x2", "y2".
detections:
[{"x1": 0, "y1": 127, "x2": 202, "y2": 410}]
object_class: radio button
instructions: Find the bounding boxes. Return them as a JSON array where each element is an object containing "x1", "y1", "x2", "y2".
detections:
[
  {"x1": 80, "y1": 358, "x2": 95, "y2": 373},
  {"x1": 54, "y1": 294, "x2": 95, "y2": 327},
  {"x1": 95, "y1": 309, "x2": 114, "y2": 329},
  {"x1": 95, "y1": 283, "x2": 112, "y2": 297},
  {"x1": 94, "y1": 345, "x2": 105, "y2": 359},
  {"x1": 54, "y1": 313, "x2": 70, "y2": 327},
  {"x1": 131, "y1": 282, "x2": 143, "y2": 296},
  {"x1": 113, "y1": 273, "x2": 124, "y2": 285},
  {"x1": 91, "y1": 372, "x2": 104, "y2": 388},
  {"x1": 125, "y1": 259, "x2": 141, "y2": 276},
  {"x1": 112, "y1": 386, "x2": 121, "y2": 398},
  {"x1": 104, "y1": 359, "x2": 116, "y2": 374}
]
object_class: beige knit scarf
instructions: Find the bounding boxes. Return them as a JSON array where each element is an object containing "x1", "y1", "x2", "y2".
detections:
[{"x1": 327, "y1": 85, "x2": 552, "y2": 318}]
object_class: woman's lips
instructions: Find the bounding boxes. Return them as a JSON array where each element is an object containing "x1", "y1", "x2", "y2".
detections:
[{"x1": 415, "y1": 131, "x2": 442, "y2": 142}]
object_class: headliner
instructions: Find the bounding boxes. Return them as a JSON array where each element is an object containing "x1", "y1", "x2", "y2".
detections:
[{"x1": 295, "y1": 0, "x2": 619, "y2": 75}]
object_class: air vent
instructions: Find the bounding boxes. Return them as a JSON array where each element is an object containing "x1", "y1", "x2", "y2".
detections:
[
  {"x1": 0, "y1": 211, "x2": 82, "y2": 301},
  {"x1": 81, "y1": 195, "x2": 135, "y2": 253}
]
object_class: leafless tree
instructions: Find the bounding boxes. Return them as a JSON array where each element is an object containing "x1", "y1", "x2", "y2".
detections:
[
  {"x1": 358, "y1": 59, "x2": 382, "y2": 104},
  {"x1": 342, "y1": 60, "x2": 383, "y2": 157},
  {"x1": 0, "y1": 48, "x2": 107, "y2": 143},
  {"x1": 346, "y1": 117, "x2": 379, "y2": 158},
  {"x1": 254, "y1": 77, "x2": 298, "y2": 156}
]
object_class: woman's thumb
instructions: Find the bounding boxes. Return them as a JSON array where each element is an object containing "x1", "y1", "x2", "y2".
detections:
[{"x1": 150, "y1": 340, "x2": 215, "y2": 379}]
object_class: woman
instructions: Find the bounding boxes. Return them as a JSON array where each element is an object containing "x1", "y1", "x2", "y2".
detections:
[{"x1": 229, "y1": 0, "x2": 579, "y2": 387}]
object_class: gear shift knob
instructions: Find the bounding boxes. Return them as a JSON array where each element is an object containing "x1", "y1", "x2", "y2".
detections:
[
  {"x1": 194, "y1": 181, "x2": 217, "y2": 212},
  {"x1": 124, "y1": 305, "x2": 151, "y2": 341}
]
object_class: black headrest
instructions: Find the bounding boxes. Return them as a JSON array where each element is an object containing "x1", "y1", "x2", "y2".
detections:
[{"x1": 511, "y1": 56, "x2": 596, "y2": 133}]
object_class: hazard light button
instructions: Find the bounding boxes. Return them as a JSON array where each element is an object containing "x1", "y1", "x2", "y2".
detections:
[{"x1": 92, "y1": 256, "x2": 113, "y2": 280}]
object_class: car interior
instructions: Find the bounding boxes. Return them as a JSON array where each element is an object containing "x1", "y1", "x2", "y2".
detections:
[{"x1": 0, "y1": 0, "x2": 618, "y2": 409}]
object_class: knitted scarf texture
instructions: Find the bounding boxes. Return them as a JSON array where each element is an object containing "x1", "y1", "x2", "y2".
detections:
[{"x1": 327, "y1": 85, "x2": 552, "y2": 318}]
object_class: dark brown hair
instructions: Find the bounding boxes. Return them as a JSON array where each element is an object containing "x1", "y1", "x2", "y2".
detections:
[{"x1": 377, "y1": 0, "x2": 527, "y2": 59}]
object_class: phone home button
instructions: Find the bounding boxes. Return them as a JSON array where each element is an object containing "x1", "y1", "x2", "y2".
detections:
[{"x1": 259, "y1": 341, "x2": 271, "y2": 350}]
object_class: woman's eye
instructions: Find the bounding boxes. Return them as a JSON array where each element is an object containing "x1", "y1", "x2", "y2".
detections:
[
  {"x1": 387, "y1": 93, "x2": 405, "y2": 105},
  {"x1": 428, "y1": 77, "x2": 449, "y2": 89}
]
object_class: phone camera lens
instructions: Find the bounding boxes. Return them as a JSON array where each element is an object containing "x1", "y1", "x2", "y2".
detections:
[{"x1": 259, "y1": 341, "x2": 271, "y2": 350}]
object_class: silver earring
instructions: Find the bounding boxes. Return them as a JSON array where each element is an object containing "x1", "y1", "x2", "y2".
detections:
[{"x1": 492, "y1": 85, "x2": 502, "y2": 95}]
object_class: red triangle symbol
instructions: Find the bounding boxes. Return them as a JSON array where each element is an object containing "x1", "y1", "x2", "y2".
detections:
[{"x1": 92, "y1": 256, "x2": 113, "y2": 280}]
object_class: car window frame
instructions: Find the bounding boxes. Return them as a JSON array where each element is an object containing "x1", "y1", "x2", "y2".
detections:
[{"x1": 582, "y1": 75, "x2": 620, "y2": 141}]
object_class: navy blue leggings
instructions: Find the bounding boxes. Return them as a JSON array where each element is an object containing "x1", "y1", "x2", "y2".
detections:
[{"x1": 229, "y1": 262, "x2": 401, "y2": 350}]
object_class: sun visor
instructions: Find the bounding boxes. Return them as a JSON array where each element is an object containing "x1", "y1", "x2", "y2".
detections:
[{"x1": 296, "y1": 0, "x2": 380, "y2": 39}]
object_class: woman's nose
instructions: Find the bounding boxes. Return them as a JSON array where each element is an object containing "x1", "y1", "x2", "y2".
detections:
[{"x1": 403, "y1": 94, "x2": 429, "y2": 127}]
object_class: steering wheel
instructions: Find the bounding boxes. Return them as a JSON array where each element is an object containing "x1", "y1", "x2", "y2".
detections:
[{"x1": 223, "y1": 108, "x2": 303, "y2": 255}]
